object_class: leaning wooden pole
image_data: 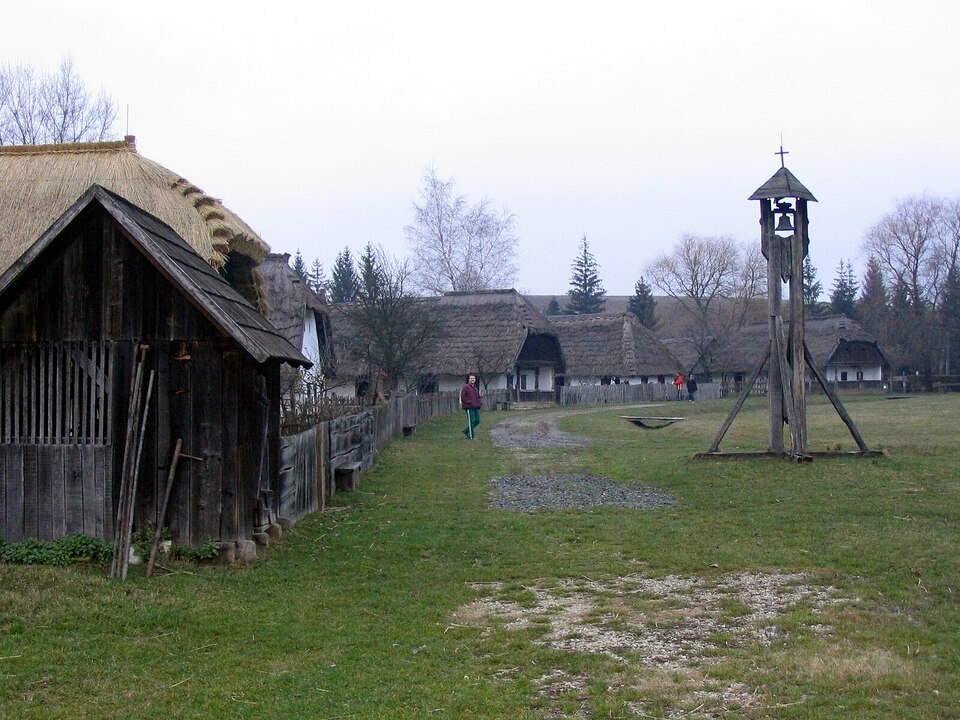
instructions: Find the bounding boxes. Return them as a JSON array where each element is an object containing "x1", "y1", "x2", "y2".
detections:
[
  {"x1": 804, "y1": 342, "x2": 871, "y2": 452},
  {"x1": 147, "y1": 438, "x2": 182, "y2": 577},
  {"x1": 708, "y1": 346, "x2": 771, "y2": 453}
]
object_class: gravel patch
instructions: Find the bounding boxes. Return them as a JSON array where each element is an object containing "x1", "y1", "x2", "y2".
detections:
[{"x1": 488, "y1": 474, "x2": 675, "y2": 512}]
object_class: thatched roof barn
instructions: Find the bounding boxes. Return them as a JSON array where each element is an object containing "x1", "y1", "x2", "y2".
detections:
[
  {"x1": 327, "y1": 289, "x2": 565, "y2": 400},
  {"x1": 0, "y1": 185, "x2": 308, "y2": 548},
  {"x1": 711, "y1": 315, "x2": 890, "y2": 385},
  {"x1": 0, "y1": 137, "x2": 268, "y2": 305},
  {"x1": 429, "y1": 290, "x2": 563, "y2": 380},
  {"x1": 550, "y1": 313, "x2": 680, "y2": 383}
]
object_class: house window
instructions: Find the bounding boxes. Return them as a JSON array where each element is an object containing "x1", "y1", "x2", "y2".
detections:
[
  {"x1": 856, "y1": 370, "x2": 864, "y2": 381},
  {"x1": 840, "y1": 371, "x2": 848, "y2": 382},
  {"x1": 640, "y1": 376, "x2": 648, "y2": 384},
  {"x1": 519, "y1": 373, "x2": 527, "y2": 390},
  {"x1": 658, "y1": 376, "x2": 665, "y2": 384}
]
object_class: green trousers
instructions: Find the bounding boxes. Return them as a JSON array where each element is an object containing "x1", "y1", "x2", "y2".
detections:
[{"x1": 463, "y1": 409, "x2": 481, "y2": 439}]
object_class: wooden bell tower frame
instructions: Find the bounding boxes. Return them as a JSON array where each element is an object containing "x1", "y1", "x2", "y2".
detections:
[{"x1": 703, "y1": 151, "x2": 878, "y2": 460}]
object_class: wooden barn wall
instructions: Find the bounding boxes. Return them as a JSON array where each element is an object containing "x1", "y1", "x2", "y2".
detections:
[{"x1": 0, "y1": 208, "x2": 272, "y2": 546}]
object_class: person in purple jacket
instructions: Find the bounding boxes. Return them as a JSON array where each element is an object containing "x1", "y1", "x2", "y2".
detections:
[{"x1": 459, "y1": 374, "x2": 482, "y2": 439}]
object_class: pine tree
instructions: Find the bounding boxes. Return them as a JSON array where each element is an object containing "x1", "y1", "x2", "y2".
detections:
[
  {"x1": 330, "y1": 247, "x2": 359, "y2": 303},
  {"x1": 565, "y1": 235, "x2": 606, "y2": 315},
  {"x1": 545, "y1": 297, "x2": 561, "y2": 315},
  {"x1": 309, "y1": 258, "x2": 328, "y2": 294},
  {"x1": 628, "y1": 276, "x2": 657, "y2": 329},
  {"x1": 357, "y1": 243, "x2": 385, "y2": 301},
  {"x1": 829, "y1": 259, "x2": 858, "y2": 317},
  {"x1": 292, "y1": 249, "x2": 309, "y2": 282},
  {"x1": 802, "y1": 256, "x2": 824, "y2": 315}
]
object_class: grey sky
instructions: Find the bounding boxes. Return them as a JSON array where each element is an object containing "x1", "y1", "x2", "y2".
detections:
[{"x1": 6, "y1": 1, "x2": 959, "y2": 295}]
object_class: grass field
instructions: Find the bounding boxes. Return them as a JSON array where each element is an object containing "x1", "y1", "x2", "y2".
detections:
[{"x1": 2, "y1": 394, "x2": 959, "y2": 718}]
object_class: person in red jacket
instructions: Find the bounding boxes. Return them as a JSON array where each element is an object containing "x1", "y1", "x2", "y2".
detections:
[
  {"x1": 674, "y1": 372, "x2": 684, "y2": 401},
  {"x1": 459, "y1": 374, "x2": 482, "y2": 439}
]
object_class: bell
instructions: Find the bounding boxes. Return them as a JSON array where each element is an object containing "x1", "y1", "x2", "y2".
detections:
[{"x1": 775, "y1": 213, "x2": 794, "y2": 233}]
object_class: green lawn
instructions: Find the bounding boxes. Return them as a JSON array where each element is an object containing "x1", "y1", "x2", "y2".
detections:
[{"x1": 2, "y1": 394, "x2": 959, "y2": 718}]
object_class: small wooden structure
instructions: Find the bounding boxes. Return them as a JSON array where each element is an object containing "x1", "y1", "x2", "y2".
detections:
[
  {"x1": 620, "y1": 416, "x2": 685, "y2": 429},
  {"x1": 0, "y1": 186, "x2": 310, "y2": 546},
  {"x1": 703, "y1": 153, "x2": 876, "y2": 460}
]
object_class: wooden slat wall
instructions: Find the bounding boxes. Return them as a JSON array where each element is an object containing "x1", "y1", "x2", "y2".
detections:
[
  {"x1": 0, "y1": 445, "x2": 113, "y2": 542},
  {"x1": 0, "y1": 341, "x2": 112, "y2": 445}
]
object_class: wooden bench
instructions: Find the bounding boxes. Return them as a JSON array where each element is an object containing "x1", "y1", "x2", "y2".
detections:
[
  {"x1": 334, "y1": 461, "x2": 361, "y2": 492},
  {"x1": 620, "y1": 416, "x2": 686, "y2": 429}
]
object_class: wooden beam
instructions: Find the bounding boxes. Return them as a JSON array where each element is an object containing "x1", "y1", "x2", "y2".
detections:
[{"x1": 708, "y1": 345, "x2": 770, "y2": 453}]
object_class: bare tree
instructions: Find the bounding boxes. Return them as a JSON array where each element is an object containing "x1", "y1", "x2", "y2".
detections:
[
  {"x1": 647, "y1": 234, "x2": 763, "y2": 374},
  {"x1": 863, "y1": 195, "x2": 960, "y2": 380},
  {"x1": 405, "y1": 168, "x2": 518, "y2": 294},
  {"x1": 339, "y1": 247, "x2": 439, "y2": 397},
  {"x1": 0, "y1": 58, "x2": 117, "y2": 145}
]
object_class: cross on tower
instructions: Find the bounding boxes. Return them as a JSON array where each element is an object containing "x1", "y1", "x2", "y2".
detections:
[{"x1": 775, "y1": 144, "x2": 789, "y2": 168}]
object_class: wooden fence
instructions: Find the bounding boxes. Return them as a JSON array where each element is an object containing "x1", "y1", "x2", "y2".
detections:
[
  {"x1": 277, "y1": 389, "x2": 510, "y2": 526},
  {"x1": 558, "y1": 383, "x2": 721, "y2": 405}
]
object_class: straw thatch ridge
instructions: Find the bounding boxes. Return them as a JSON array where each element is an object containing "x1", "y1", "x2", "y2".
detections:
[
  {"x1": 426, "y1": 289, "x2": 563, "y2": 376},
  {"x1": 258, "y1": 252, "x2": 333, "y2": 362},
  {"x1": 0, "y1": 136, "x2": 269, "y2": 276},
  {"x1": 711, "y1": 315, "x2": 890, "y2": 375},
  {"x1": 551, "y1": 312, "x2": 680, "y2": 380}
]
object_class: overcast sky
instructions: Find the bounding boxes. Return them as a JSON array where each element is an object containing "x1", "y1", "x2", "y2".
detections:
[{"x1": 6, "y1": 1, "x2": 959, "y2": 296}]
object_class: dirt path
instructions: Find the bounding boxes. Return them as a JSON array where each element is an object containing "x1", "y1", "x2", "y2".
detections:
[{"x1": 489, "y1": 403, "x2": 666, "y2": 449}]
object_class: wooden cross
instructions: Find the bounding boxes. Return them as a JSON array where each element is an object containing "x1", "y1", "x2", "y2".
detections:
[{"x1": 775, "y1": 143, "x2": 789, "y2": 168}]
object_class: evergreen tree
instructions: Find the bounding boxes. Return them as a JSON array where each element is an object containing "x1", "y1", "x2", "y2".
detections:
[
  {"x1": 330, "y1": 247, "x2": 359, "y2": 303},
  {"x1": 292, "y1": 249, "x2": 309, "y2": 282},
  {"x1": 628, "y1": 276, "x2": 658, "y2": 329},
  {"x1": 829, "y1": 259, "x2": 859, "y2": 317},
  {"x1": 309, "y1": 258, "x2": 328, "y2": 294},
  {"x1": 357, "y1": 243, "x2": 386, "y2": 301},
  {"x1": 855, "y1": 256, "x2": 889, "y2": 329},
  {"x1": 565, "y1": 235, "x2": 606, "y2": 314},
  {"x1": 802, "y1": 256, "x2": 824, "y2": 315},
  {"x1": 545, "y1": 297, "x2": 561, "y2": 315}
]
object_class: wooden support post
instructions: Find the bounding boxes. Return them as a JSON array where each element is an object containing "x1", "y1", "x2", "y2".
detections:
[
  {"x1": 804, "y1": 342, "x2": 871, "y2": 452},
  {"x1": 708, "y1": 346, "x2": 771, "y2": 453},
  {"x1": 790, "y1": 199, "x2": 808, "y2": 455},
  {"x1": 763, "y1": 199, "x2": 785, "y2": 452}
]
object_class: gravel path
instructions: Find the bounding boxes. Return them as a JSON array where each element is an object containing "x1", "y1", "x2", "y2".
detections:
[
  {"x1": 488, "y1": 405, "x2": 675, "y2": 512},
  {"x1": 488, "y1": 474, "x2": 675, "y2": 512}
]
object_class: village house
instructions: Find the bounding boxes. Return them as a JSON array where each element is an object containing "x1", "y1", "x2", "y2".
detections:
[
  {"x1": 328, "y1": 289, "x2": 565, "y2": 401},
  {"x1": 710, "y1": 315, "x2": 891, "y2": 392},
  {"x1": 550, "y1": 313, "x2": 680, "y2": 386},
  {"x1": 0, "y1": 140, "x2": 310, "y2": 551}
]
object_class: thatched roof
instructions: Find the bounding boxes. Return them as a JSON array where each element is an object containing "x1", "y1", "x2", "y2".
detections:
[
  {"x1": 0, "y1": 185, "x2": 309, "y2": 367},
  {"x1": 258, "y1": 252, "x2": 331, "y2": 354},
  {"x1": 551, "y1": 313, "x2": 680, "y2": 378},
  {"x1": 711, "y1": 315, "x2": 889, "y2": 374},
  {"x1": 0, "y1": 137, "x2": 269, "y2": 276},
  {"x1": 426, "y1": 289, "x2": 563, "y2": 376}
]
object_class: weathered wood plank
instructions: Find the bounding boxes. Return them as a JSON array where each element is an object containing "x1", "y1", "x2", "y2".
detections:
[
  {"x1": 23, "y1": 445, "x2": 38, "y2": 539},
  {"x1": 45, "y1": 447, "x2": 66, "y2": 539},
  {"x1": 220, "y1": 351, "x2": 240, "y2": 540},
  {"x1": 2, "y1": 447, "x2": 23, "y2": 541}
]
